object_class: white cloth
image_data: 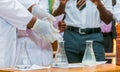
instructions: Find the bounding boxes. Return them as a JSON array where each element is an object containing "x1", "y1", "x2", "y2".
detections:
[
  {"x1": 32, "y1": 5, "x2": 56, "y2": 22},
  {"x1": 0, "y1": 0, "x2": 33, "y2": 67},
  {"x1": 17, "y1": 0, "x2": 35, "y2": 9},
  {"x1": 17, "y1": 0, "x2": 56, "y2": 22},
  {"x1": 17, "y1": 0, "x2": 49, "y2": 12},
  {"x1": 36, "y1": 0, "x2": 49, "y2": 12},
  {"x1": 53, "y1": 0, "x2": 112, "y2": 28},
  {"x1": 113, "y1": 0, "x2": 120, "y2": 22},
  {"x1": 17, "y1": 0, "x2": 54, "y2": 66},
  {"x1": 32, "y1": 19, "x2": 62, "y2": 43}
]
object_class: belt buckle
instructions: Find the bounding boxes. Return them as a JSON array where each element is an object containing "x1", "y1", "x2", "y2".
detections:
[{"x1": 78, "y1": 29, "x2": 86, "y2": 34}]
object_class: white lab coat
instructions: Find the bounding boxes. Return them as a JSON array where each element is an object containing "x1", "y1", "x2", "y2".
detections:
[
  {"x1": 0, "y1": 0, "x2": 33, "y2": 67},
  {"x1": 17, "y1": 0, "x2": 53, "y2": 66}
]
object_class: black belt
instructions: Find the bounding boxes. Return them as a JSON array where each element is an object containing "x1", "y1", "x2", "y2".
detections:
[
  {"x1": 102, "y1": 32, "x2": 112, "y2": 37},
  {"x1": 67, "y1": 26, "x2": 101, "y2": 34}
]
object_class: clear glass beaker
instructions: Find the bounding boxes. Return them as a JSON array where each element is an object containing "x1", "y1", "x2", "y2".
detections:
[
  {"x1": 53, "y1": 41, "x2": 68, "y2": 68},
  {"x1": 82, "y1": 40, "x2": 96, "y2": 66},
  {"x1": 15, "y1": 37, "x2": 32, "y2": 69}
]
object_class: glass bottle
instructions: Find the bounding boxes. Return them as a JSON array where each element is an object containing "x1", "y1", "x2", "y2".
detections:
[
  {"x1": 53, "y1": 41, "x2": 68, "y2": 68},
  {"x1": 15, "y1": 37, "x2": 32, "y2": 69},
  {"x1": 82, "y1": 40, "x2": 96, "y2": 66}
]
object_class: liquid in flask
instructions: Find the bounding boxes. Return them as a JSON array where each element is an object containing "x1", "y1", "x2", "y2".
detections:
[
  {"x1": 82, "y1": 40, "x2": 96, "y2": 66},
  {"x1": 15, "y1": 38, "x2": 32, "y2": 69},
  {"x1": 53, "y1": 41, "x2": 68, "y2": 68}
]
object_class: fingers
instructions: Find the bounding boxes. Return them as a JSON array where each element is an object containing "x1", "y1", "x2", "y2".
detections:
[
  {"x1": 58, "y1": 20, "x2": 66, "y2": 26},
  {"x1": 58, "y1": 20, "x2": 67, "y2": 32},
  {"x1": 59, "y1": 24, "x2": 66, "y2": 32}
]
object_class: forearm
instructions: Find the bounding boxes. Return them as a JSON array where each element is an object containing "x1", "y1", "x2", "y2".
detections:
[
  {"x1": 27, "y1": 16, "x2": 37, "y2": 29},
  {"x1": 53, "y1": 3, "x2": 66, "y2": 16},
  {"x1": 97, "y1": 3, "x2": 113, "y2": 24}
]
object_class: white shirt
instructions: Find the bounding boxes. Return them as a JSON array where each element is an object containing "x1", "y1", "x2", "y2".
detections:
[
  {"x1": 53, "y1": 0, "x2": 112, "y2": 28},
  {"x1": 113, "y1": 0, "x2": 120, "y2": 22}
]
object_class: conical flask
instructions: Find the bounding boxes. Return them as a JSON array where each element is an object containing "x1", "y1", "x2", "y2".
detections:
[
  {"x1": 15, "y1": 37, "x2": 32, "y2": 69},
  {"x1": 82, "y1": 40, "x2": 96, "y2": 66},
  {"x1": 53, "y1": 41, "x2": 68, "y2": 68}
]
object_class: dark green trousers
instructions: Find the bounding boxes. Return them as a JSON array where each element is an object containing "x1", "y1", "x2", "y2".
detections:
[{"x1": 63, "y1": 30, "x2": 105, "y2": 63}]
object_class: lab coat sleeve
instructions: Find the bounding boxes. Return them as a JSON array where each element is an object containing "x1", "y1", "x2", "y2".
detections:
[
  {"x1": 0, "y1": 0, "x2": 33, "y2": 30},
  {"x1": 17, "y1": 0, "x2": 35, "y2": 9}
]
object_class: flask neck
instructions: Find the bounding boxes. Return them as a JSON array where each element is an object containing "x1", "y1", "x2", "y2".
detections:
[
  {"x1": 58, "y1": 41, "x2": 64, "y2": 49},
  {"x1": 86, "y1": 40, "x2": 93, "y2": 48}
]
